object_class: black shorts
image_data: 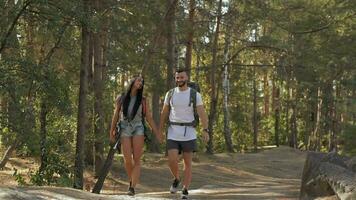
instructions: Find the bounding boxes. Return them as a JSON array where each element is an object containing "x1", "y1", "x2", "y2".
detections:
[{"x1": 167, "y1": 139, "x2": 197, "y2": 154}]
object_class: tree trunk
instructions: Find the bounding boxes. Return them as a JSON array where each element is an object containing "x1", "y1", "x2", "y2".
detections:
[
  {"x1": 300, "y1": 152, "x2": 356, "y2": 200},
  {"x1": 0, "y1": 141, "x2": 18, "y2": 169},
  {"x1": 274, "y1": 84, "x2": 280, "y2": 147},
  {"x1": 0, "y1": 0, "x2": 31, "y2": 54},
  {"x1": 85, "y1": 32, "x2": 94, "y2": 166},
  {"x1": 184, "y1": 0, "x2": 195, "y2": 79},
  {"x1": 148, "y1": 93, "x2": 161, "y2": 153},
  {"x1": 331, "y1": 83, "x2": 341, "y2": 152},
  {"x1": 39, "y1": 101, "x2": 48, "y2": 174},
  {"x1": 165, "y1": 0, "x2": 177, "y2": 90},
  {"x1": 207, "y1": 0, "x2": 223, "y2": 154},
  {"x1": 73, "y1": 0, "x2": 90, "y2": 189},
  {"x1": 222, "y1": 23, "x2": 233, "y2": 152},
  {"x1": 253, "y1": 67, "x2": 258, "y2": 152},
  {"x1": 93, "y1": 0, "x2": 104, "y2": 177},
  {"x1": 311, "y1": 87, "x2": 323, "y2": 151},
  {"x1": 263, "y1": 71, "x2": 270, "y2": 116},
  {"x1": 290, "y1": 95, "x2": 298, "y2": 149},
  {"x1": 92, "y1": 145, "x2": 117, "y2": 194},
  {"x1": 285, "y1": 80, "x2": 290, "y2": 145}
]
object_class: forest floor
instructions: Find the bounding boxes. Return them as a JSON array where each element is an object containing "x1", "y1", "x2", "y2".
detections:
[{"x1": 0, "y1": 145, "x2": 306, "y2": 200}]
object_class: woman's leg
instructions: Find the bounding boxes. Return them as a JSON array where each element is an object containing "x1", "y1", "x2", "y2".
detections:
[
  {"x1": 131, "y1": 135, "x2": 145, "y2": 187},
  {"x1": 121, "y1": 137, "x2": 134, "y2": 183}
]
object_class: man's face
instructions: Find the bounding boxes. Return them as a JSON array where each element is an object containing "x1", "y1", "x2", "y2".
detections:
[{"x1": 175, "y1": 71, "x2": 188, "y2": 87}]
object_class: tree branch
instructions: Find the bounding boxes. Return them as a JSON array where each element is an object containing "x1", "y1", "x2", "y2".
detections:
[
  {"x1": 224, "y1": 44, "x2": 287, "y2": 66},
  {"x1": 0, "y1": 0, "x2": 32, "y2": 54}
]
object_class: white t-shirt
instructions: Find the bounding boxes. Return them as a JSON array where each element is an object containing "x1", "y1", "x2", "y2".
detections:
[{"x1": 164, "y1": 87, "x2": 203, "y2": 141}]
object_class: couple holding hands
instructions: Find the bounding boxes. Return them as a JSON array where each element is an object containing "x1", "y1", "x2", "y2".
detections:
[{"x1": 109, "y1": 68, "x2": 209, "y2": 200}]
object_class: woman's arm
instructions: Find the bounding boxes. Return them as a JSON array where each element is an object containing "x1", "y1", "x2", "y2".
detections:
[
  {"x1": 109, "y1": 96, "x2": 122, "y2": 142},
  {"x1": 144, "y1": 98, "x2": 163, "y2": 143}
]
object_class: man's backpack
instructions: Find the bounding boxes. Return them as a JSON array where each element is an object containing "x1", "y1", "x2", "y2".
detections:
[{"x1": 167, "y1": 82, "x2": 200, "y2": 127}]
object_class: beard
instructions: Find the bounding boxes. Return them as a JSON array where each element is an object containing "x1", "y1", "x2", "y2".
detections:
[{"x1": 176, "y1": 80, "x2": 187, "y2": 87}]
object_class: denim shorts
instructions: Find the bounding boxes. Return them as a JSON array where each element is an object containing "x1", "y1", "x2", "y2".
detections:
[{"x1": 118, "y1": 120, "x2": 144, "y2": 137}]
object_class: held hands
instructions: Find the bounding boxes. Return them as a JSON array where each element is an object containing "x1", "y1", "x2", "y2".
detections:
[
  {"x1": 110, "y1": 129, "x2": 116, "y2": 143},
  {"x1": 155, "y1": 129, "x2": 164, "y2": 144},
  {"x1": 202, "y1": 129, "x2": 210, "y2": 144}
]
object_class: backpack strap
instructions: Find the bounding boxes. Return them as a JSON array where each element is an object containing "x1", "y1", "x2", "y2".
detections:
[
  {"x1": 190, "y1": 88, "x2": 198, "y2": 127},
  {"x1": 167, "y1": 88, "x2": 199, "y2": 127},
  {"x1": 189, "y1": 88, "x2": 197, "y2": 107}
]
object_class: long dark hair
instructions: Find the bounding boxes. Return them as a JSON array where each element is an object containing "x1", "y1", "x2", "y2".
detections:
[{"x1": 122, "y1": 75, "x2": 144, "y2": 120}]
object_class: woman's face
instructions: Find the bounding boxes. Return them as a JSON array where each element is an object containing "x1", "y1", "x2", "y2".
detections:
[{"x1": 133, "y1": 77, "x2": 143, "y2": 90}]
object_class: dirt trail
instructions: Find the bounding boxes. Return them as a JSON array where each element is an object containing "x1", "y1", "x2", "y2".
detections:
[{"x1": 0, "y1": 146, "x2": 306, "y2": 200}]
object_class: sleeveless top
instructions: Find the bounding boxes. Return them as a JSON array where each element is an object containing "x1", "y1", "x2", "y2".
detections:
[{"x1": 116, "y1": 95, "x2": 143, "y2": 123}]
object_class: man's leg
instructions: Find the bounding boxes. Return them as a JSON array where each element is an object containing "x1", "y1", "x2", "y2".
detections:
[
  {"x1": 168, "y1": 149, "x2": 179, "y2": 179},
  {"x1": 182, "y1": 152, "x2": 193, "y2": 190},
  {"x1": 168, "y1": 145, "x2": 180, "y2": 194},
  {"x1": 180, "y1": 139, "x2": 196, "y2": 199}
]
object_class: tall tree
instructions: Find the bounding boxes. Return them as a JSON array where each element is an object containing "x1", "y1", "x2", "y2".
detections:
[
  {"x1": 184, "y1": 0, "x2": 195, "y2": 78},
  {"x1": 165, "y1": 0, "x2": 177, "y2": 89},
  {"x1": 222, "y1": 14, "x2": 234, "y2": 153},
  {"x1": 252, "y1": 67, "x2": 258, "y2": 152},
  {"x1": 93, "y1": 0, "x2": 104, "y2": 177},
  {"x1": 207, "y1": 0, "x2": 223, "y2": 154},
  {"x1": 73, "y1": 0, "x2": 90, "y2": 189}
]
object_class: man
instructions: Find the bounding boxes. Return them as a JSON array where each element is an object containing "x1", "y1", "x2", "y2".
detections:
[{"x1": 159, "y1": 68, "x2": 209, "y2": 200}]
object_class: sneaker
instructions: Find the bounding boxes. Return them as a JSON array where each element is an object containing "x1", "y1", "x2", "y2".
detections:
[
  {"x1": 127, "y1": 187, "x2": 135, "y2": 196},
  {"x1": 181, "y1": 188, "x2": 189, "y2": 199},
  {"x1": 169, "y1": 178, "x2": 180, "y2": 194}
]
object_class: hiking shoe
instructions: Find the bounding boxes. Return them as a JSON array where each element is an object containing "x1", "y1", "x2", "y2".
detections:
[
  {"x1": 181, "y1": 188, "x2": 189, "y2": 199},
  {"x1": 127, "y1": 187, "x2": 135, "y2": 196},
  {"x1": 170, "y1": 178, "x2": 180, "y2": 194}
]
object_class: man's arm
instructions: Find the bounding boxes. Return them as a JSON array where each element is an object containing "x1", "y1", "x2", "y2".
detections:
[{"x1": 197, "y1": 105, "x2": 209, "y2": 143}]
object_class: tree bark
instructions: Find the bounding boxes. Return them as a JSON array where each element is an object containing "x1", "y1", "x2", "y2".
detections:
[
  {"x1": 184, "y1": 0, "x2": 195, "y2": 79},
  {"x1": 207, "y1": 0, "x2": 223, "y2": 154},
  {"x1": 73, "y1": 0, "x2": 90, "y2": 189},
  {"x1": 165, "y1": 0, "x2": 177, "y2": 90},
  {"x1": 253, "y1": 67, "x2": 258, "y2": 152},
  {"x1": 39, "y1": 101, "x2": 48, "y2": 174},
  {"x1": 85, "y1": 32, "x2": 94, "y2": 166},
  {"x1": 285, "y1": 79, "x2": 290, "y2": 145},
  {"x1": 331, "y1": 83, "x2": 341, "y2": 152},
  {"x1": 0, "y1": 0, "x2": 31, "y2": 54},
  {"x1": 314, "y1": 87, "x2": 322, "y2": 151},
  {"x1": 149, "y1": 93, "x2": 161, "y2": 153},
  {"x1": 274, "y1": 83, "x2": 280, "y2": 147},
  {"x1": 263, "y1": 71, "x2": 270, "y2": 116},
  {"x1": 222, "y1": 22, "x2": 233, "y2": 152},
  {"x1": 0, "y1": 141, "x2": 18, "y2": 169},
  {"x1": 93, "y1": 0, "x2": 105, "y2": 177},
  {"x1": 92, "y1": 145, "x2": 117, "y2": 194}
]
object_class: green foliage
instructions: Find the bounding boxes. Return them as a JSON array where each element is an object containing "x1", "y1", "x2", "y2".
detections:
[
  {"x1": 341, "y1": 124, "x2": 356, "y2": 156},
  {"x1": 12, "y1": 168, "x2": 27, "y2": 186},
  {"x1": 29, "y1": 152, "x2": 72, "y2": 186}
]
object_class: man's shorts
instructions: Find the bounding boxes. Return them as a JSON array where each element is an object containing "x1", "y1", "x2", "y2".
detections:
[
  {"x1": 118, "y1": 120, "x2": 144, "y2": 137},
  {"x1": 167, "y1": 139, "x2": 197, "y2": 154}
]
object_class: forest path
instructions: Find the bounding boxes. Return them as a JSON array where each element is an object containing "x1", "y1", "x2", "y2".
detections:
[{"x1": 0, "y1": 146, "x2": 306, "y2": 200}]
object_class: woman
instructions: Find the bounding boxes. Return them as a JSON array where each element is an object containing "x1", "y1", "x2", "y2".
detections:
[{"x1": 109, "y1": 75, "x2": 163, "y2": 196}]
